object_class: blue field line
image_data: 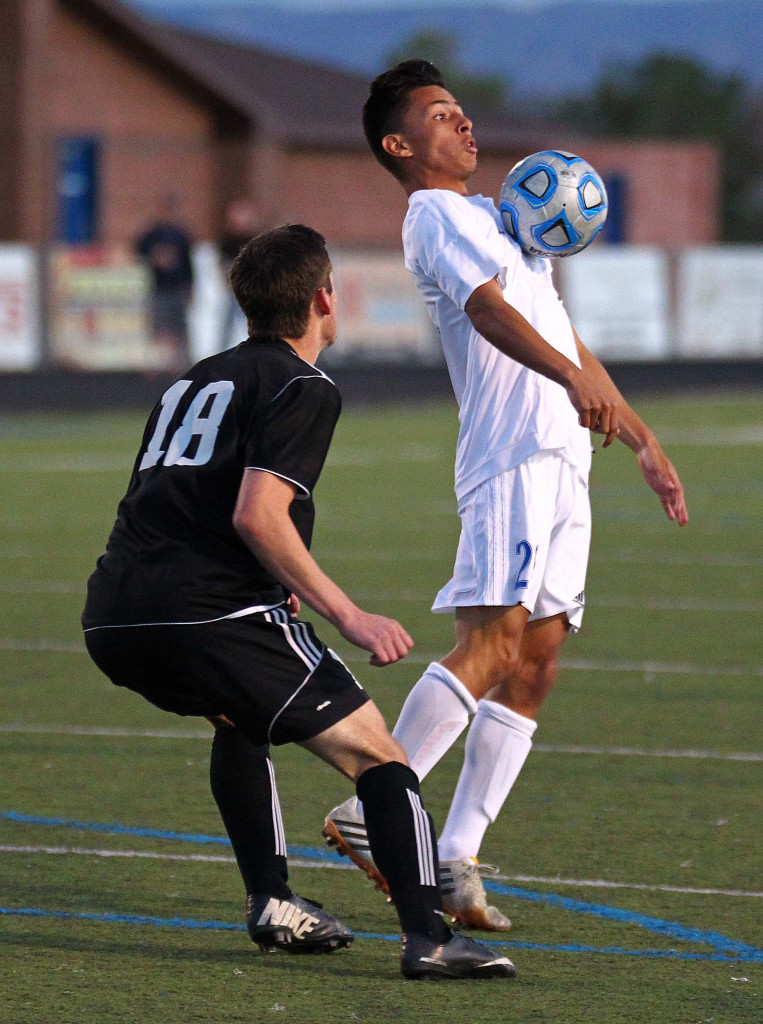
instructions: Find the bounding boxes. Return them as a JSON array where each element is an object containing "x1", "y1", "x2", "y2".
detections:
[
  {"x1": 4, "y1": 809, "x2": 762, "y2": 962},
  {"x1": 1, "y1": 906, "x2": 761, "y2": 963},
  {"x1": 483, "y1": 881, "x2": 763, "y2": 961},
  {"x1": 0, "y1": 810, "x2": 340, "y2": 861}
]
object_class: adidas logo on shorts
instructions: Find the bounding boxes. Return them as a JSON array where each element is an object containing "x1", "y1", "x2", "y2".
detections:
[
  {"x1": 574, "y1": 591, "x2": 585, "y2": 606},
  {"x1": 255, "y1": 897, "x2": 320, "y2": 938}
]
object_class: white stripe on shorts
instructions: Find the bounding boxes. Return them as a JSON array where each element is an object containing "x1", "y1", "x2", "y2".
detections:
[
  {"x1": 263, "y1": 609, "x2": 322, "y2": 670},
  {"x1": 406, "y1": 789, "x2": 437, "y2": 887}
]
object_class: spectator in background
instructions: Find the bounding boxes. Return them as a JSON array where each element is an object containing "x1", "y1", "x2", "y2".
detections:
[
  {"x1": 218, "y1": 198, "x2": 263, "y2": 352},
  {"x1": 136, "y1": 192, "x2": 194, "y2": 372}
]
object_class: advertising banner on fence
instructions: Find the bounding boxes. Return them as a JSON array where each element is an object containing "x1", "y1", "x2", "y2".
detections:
[
  {"x1": 559, "y1": 247, "x2": 670, "y2": 360},
  {"x1": 327, "y1": 251, "x2": 438, "y2": 363},
  {"x1": 676, "y1": 248, "x2": 763, "y2": 357},
  {"x1": 49, "y1": 246, "x2": 163, "y2": 369},
  {"x1": 0, "y1": 245, "x2": 40, "y2": 369}
]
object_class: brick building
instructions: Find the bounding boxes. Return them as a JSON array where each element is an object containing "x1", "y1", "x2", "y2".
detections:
[{"x1": 1, "y1": 0, "x2": 722, "y2": 250}]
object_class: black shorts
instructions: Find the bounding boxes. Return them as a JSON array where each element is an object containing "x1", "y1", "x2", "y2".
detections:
[{"x1": 84, "y1": 605, "x2": 369, "y2": 746}]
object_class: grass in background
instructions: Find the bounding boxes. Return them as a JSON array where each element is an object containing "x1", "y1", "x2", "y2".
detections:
[{"x1": 0, "y1": 393, "x2": 761, "y2": 1023}]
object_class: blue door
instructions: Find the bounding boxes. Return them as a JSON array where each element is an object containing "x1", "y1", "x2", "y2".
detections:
[
  {"x1": 57, "y1": 137, "x2": 99, "y2": 244},
  {"x1": 601, "y1": 174, "x2": 627, "y2": 243}
]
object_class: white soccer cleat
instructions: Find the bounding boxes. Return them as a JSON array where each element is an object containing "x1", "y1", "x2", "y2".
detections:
[
  {"x1": 439, "y1": 857, "x2": 512, "y2": 932},
  {"x1": 322, "y1": 796, "x2": 390, "y2": 895}
]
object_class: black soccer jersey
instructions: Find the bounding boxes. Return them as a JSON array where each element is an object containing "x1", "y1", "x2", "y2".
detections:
[{"x1": 83, "y1": 338, "x2": 341, "y2": 628}]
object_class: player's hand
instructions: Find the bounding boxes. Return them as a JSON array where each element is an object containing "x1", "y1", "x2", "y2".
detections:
[
  {"x1": 286, "y1": 592, "x2": 301, "y2": 616},
  {"x1": 565, "y1": 368, "x2": 621, "y2": 448},
  {"x1": 636, "y1": 440, "x2": 689, "y2": 525},
  {"x1": 338, "y1": 609, "x2": 414, "y2": 667}
]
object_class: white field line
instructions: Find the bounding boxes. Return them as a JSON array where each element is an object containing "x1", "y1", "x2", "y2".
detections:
[
  {"x1": 532, "y1": 744, "x2": 763, "y2": 762},
  {"x1": 0, "y1": 447, "x2": 443, "y2": 475},
  {"x1": 321, "y1": 550, "x2": 763, "y2": 568},
  {"x1": 0, "y1": 457, "x2": 133, "y2": 473},
  {"x1": 493, "y1": 873, "x2": 763, "y2": 898},
  {"x1": 656, "y1": 426, "x2": 763, "y2": 446},
  {"x1": 0, "y1": 844, "x2": 759, "y2": 899},
  {"x1": 341, "y1": 650, "x2": 763, "y2": 678},
  {"x1": 1, "y1": 583, "x2": 761, "y2": 617},
  {"x1": 0, "y1": 722, "x2": 759, "y2": 762},
  {"x1": 0, "y1": 844, "x2": 352, "y2": 871},
  {"x1": 0, "y1": 638, "x2": 760, "y2": 679},
  {"x1": 0, "y1": 548, "x2": 760, "y2": 569},
  {"x1": 349, "y1": 590, "x2": 763, "y2": 614}
]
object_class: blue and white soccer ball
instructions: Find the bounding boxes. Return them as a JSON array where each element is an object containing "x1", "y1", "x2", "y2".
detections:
[{"x1": 499, "y1": 150, "x2": 608, "y2": 258}]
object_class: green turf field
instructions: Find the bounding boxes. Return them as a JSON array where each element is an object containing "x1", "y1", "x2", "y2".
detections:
[{"x1": 0, "y1": 393, "x2": 761, "y2": 1023}]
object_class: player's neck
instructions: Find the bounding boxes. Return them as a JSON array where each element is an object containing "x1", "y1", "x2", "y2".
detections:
[
  {"x1": 404, "y1": 172, "x2": 470, "y2": 197},
  {"x1": 405, "y1": 163, "x2": 471, "y2": 195},
  {"x1": 283, "y1": 324, "x2": 327, "y2": 366}
]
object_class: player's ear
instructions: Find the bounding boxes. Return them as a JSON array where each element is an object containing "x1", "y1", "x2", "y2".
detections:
[
  {"x1": 314, "y1": 286, "x2": 333, "y2": 316},
  {"x1": 382, "y1": 133, "x2": 413, "y2": 160}
]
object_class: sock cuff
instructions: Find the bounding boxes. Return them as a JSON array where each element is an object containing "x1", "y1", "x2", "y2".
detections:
[
  {"x1": 426, "y1": 662, "x2": 479, "y2": 716},
  {"x1": 356, "y1": 760, "x2": 419, "y2": 802},
  {"x1": 476, "y1": 698, "x2": 537, "y2": 738}
]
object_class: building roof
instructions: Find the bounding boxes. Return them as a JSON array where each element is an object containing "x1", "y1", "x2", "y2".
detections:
[{"x1": 64, "y1": 0, "x2": 551, "y2": 150}]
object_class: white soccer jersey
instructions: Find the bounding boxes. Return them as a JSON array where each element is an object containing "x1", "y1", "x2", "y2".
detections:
[{"x1": 403, "y1": 189, "x2": 592, "y2": 501}]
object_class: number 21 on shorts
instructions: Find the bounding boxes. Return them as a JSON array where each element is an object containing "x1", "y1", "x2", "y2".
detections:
[{"x1": 514, "y1": 540, "x2": 535, "y2": 590}]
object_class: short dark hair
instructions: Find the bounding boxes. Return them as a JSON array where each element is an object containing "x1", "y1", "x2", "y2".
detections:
[
  {"x1": 229, "y1": 224, "x2": 332, "y2": 339},
  {"x1": 362, "y1": 60, "x2": 446, "y2": 179}
]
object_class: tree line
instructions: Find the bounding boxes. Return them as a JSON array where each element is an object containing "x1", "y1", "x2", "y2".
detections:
[{"x1": 387, "y1": 32, "x2": 762, "y2": 242}]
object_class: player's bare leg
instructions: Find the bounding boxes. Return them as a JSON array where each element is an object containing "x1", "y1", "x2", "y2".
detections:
[{"x1": 433, "y1": 613, "x2": 568, "y2": 926}]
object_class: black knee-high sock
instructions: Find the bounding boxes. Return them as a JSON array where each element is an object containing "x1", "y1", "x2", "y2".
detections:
[
  {"x1": 209, "y1": 727, "x2": 291, "y2": 899},
  {"x1": 356, "y1": 761, "x2": 451, "y2": 941}
]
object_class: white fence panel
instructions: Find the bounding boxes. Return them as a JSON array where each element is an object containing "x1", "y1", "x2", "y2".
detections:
[
  {"x1": 558, "y1": 246, "x2": 671, "y2": 360},
  {"x1": 676, "y1": 247, "x2": 763, "y2": 357},
  {"x1": 0, "y1": 245, "x2": 40, "y2": 370}
]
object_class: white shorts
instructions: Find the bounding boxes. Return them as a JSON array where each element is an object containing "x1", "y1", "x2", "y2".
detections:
[{"x1": 432, "y1": 451, "x2": 591, "y2": 630}]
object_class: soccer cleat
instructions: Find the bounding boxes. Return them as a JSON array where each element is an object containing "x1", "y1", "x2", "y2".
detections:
[
  {"x1": 322, "y1": 796, "x2": 390, "y2": 895},
  {"x1": 439, "y1": 858, "x2": 512, "y2": 931},
  {"x1": 401, "y1": 930, "x2": 516, "y2": 980},
  {"x1": 246, "y1": 893, "x2": 354, "y2": 953}
]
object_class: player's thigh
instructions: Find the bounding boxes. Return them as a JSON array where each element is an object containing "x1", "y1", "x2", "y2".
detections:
[
  {"x1": 300, "y1": 701, "x2": 408, "y2": 782},
  {"x1": 531, "y1": 462, "x2": 591, "y2": 631},
  {"x1": 435, "y1": 453, "x2": 560, "y2": 614}
]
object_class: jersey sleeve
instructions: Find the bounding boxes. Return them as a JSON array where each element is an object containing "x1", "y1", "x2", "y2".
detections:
[
  {"x1": 243, "y1": 375, "x2": 341, "y2": 497},
  {"x1": 409, "y1": 194, "x2": 504, "y2": 310}
]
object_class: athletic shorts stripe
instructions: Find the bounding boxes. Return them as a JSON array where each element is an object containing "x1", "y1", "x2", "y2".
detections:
[
  {"x1": 263, "y1": 610, "x2": 323, "y2": 669},
  {"x1": 406, "y1": 788, "x2": 437, "y2": 887},
  {"x1": 266, "y1": 758, "x2": 287, "y2": 857},
  {"x1": 266, "y1": 661, "x2": 320, "y2": 744}
]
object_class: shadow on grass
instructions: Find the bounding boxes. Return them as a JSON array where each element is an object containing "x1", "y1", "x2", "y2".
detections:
[{"x1": 0, "y1": 926, "x2": 394, "y2": 980}]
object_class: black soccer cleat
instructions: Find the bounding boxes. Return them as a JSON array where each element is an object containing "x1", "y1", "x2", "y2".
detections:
[
  {"x1": 400, "y1": 930, "x2": 516, "y2": 980},
  {"x1": 246, "y1": 893, "x2": 354, "y2": 954}
]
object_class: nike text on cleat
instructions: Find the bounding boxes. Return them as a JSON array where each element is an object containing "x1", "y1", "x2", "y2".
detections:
[
  {"x1": 246, "y1": 893, "x2": 354, "y2": 954},
  {"x1": 322, "y1": 796, "x2": 390, "y2": 896},
  {"x1": 439, "y1": 858, "x2": 512, "y2": 931},
  {"x1": 401, "y1": 930, "x2": 516, "y2": 980}
]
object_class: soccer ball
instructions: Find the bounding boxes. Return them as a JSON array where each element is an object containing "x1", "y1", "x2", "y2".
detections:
[{"x1": 499, "y1": 150, "x2": 608, "y2": 258}]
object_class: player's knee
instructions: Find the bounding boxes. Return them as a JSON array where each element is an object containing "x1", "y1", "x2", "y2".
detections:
[
  {"x1": 516, "y1": 652, "x2": 560, "y2": 708},
  {"x1": 350, "y1": 734, "x2": 409, "y2": 780}
]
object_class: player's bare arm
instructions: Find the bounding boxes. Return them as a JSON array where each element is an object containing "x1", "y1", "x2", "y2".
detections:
[
  {"x1": 233, "y1": 468, "x2": 414, "y2": 665},
  {"x1": 574, "y1": 331, "x2": 689, "y2": 525},
  {"x1": 464, "y1": 276, "x2": 620, "y2": 441}
]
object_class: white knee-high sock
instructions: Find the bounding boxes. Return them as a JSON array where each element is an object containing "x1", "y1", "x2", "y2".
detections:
[
  {"x1": 392, "y1": 662, "x2": 478, "y2": 782},
  {"x1": 437, "y1": 699, "x2": 537, "y2": 862}
]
